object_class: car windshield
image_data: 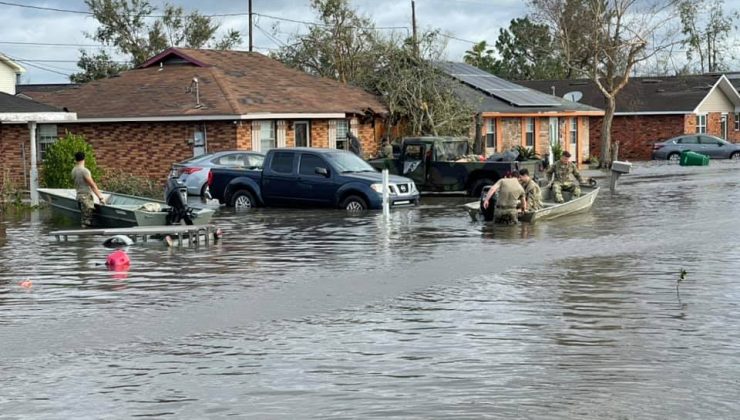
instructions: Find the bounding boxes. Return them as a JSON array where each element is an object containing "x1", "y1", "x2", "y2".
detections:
[{"x1": 328, "y1": 152, "x2": 377, "y2": 173}]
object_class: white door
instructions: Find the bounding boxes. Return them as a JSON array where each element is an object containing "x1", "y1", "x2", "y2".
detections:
[
  {"x1": 193, "y1": 129, "x2": 206, "y2": 157},
  {"x1": 721, "y1": 114, "x2": 728, "y2": 140}
]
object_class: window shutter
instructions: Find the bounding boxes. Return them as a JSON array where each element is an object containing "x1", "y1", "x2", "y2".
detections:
[
  {"x1": 328, "y1": 120, "x2": 337, "y2": 149},
  {"x1": 251, "y1": 121, "x2": 261, "y2": 152},
  {"x1": 277, "y1": 120, "x2": 286, "y2": 148}
]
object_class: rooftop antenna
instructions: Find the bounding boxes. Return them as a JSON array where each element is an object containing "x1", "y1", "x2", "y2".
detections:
[{"x1": 158, "y1": 62, "x2": 163, "y2": 71}]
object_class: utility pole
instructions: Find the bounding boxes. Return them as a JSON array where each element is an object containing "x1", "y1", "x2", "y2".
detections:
[
  {"x1": 411, "y1": 0, "x2": 418, "y2": 56},
  {"x1": 248, "y1": 0, "x2": 253, "y2": 52}
]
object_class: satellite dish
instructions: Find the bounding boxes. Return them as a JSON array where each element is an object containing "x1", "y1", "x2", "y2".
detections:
[{"x1": 563, "y1": 91, "x2": 583, "y2": 102}]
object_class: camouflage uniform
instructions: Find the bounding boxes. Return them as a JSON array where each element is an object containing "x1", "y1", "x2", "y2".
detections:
[
  {"x1": 379, "y1": 143, "x2": 393, "y2": 158},
  {"x1": 546, "y1": 160, "x2": 583, "y2": 203},
  {"x1": 521, "y1": 179, "x2": 543, "y2": 211},
  {"x1": 77, "y1": 192, "x2": 95, "y2": 228},
  {"x1": 492, "y1": 178, "x2": 525, "y2": 225}
]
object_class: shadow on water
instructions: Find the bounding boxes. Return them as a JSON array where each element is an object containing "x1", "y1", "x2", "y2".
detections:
[{"x1": 2, "y1": 162, "x2": 740, "y2": 418}]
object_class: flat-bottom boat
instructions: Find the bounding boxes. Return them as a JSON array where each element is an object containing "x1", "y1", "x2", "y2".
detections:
[
  {"x1": 38, "y1": 188, "x2": 215, "y2": 227},
  {"x1": 464, "y1": 185, "x2": 599, "y2": 223}
]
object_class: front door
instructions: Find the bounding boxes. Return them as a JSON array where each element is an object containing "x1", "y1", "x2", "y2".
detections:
[
  {"x1": 294, "y1": 121, "x2": 310, "y2": 147},
  {"x1": 548, "y1": 117, "x2": 559, "y2": 164},
  {"x1": 193, "y1": 128, "x2": 206, "y2": 157},
  {"x1": 721, "y1": 114, "x2": 728, "y2": 140}
]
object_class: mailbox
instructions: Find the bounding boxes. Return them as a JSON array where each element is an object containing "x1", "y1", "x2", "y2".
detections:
[{"x1": 611, "y1": 160, "x2": 632, "y2": 174}]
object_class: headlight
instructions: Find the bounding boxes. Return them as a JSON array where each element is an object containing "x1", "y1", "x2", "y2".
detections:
[{"x1": 370, "y1": 183, "x2": 383, "y2": 193}]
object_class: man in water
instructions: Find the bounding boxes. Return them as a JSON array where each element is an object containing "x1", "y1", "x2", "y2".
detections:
[
  {"x1": 71, "y1": 151, "x2": 105, "y2": 227},
  {"x1": 482, "y1": 172, "x2": 526, "y2": 224},
  {"x1": 546, "y1": 150, "x2": 583, "y2": 203},
  {"x1": 518, "y1": 168, "x2": 542, "y2": 212}
]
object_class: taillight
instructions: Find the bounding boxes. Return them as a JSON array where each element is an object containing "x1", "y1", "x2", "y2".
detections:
[
  {"x1": 207, "y1": 170, "x2": 214, "y2": 186},
  {"x1": 182, "y1": 167, "x2": 203, "y2": 174},
  {"x1": 653, "y1": 144, "x2": 664, "y2": 151}
]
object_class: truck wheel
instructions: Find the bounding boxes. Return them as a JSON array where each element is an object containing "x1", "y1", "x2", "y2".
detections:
[
  {"x1": 340, "y1": 195, "x2": 367, "y2": 212},
  {"x1": 231, "y1": 190, "x2": 256, "y2": 210},
  {"x1": 470, "y1": 178, "x2": 495, "y2": 197}
]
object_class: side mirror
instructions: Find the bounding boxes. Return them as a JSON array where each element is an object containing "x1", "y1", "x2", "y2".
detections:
[{"x1": 315, "y1": 167, "x2": 329, "y2": 177}]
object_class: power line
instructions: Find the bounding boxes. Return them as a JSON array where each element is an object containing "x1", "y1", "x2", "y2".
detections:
[
  {"x1": 253, "y1": 22, "x2": 286, "y2": 48},
  {"x1": 0, "y1": 40, "x2": 113, "y2": 48},
  {"x1": 253, "y1": 12, "x2": 409, "y2": 32},
  {"x1": 0, "y1": 0, "x2": 249, "y2": 18}
]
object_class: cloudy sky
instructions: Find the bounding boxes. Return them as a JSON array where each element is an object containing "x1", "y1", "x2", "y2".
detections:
[{"x1": 0, "y1": 0, "x2": 737, "y2": 84}]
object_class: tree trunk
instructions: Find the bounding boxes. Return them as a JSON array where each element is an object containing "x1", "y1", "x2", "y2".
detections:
[{"x1": 600, "y1": 95, "x2": 616, "y2": 168}]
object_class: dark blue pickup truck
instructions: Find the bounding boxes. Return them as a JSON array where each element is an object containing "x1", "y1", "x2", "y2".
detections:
[{"x1": 208, "y1": 148, "x2": 420, "y2": 210}]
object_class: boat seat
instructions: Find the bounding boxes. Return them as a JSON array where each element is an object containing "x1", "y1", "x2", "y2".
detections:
[{"x1": 138, "y1": 203, "x2": 162, "y2": 212}]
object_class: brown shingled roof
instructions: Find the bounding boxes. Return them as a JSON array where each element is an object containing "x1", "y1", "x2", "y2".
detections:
[{"x1": 29, "y1": 48, "x2": 387, "y2": 119}]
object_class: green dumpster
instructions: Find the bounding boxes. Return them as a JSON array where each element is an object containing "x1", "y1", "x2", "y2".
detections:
[{"x1": 679, "y1": 150, "x2": 709, "y2": 166}]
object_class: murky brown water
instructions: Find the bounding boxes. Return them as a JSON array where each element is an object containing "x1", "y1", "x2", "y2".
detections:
[{"x1": 2, "y1": 161, "x2": 740, "y2": 418}]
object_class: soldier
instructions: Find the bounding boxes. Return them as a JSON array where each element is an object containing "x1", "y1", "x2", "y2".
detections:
[
  {"x1": 518, "y1": 168, "x2": 542, "y2": 211},
  {"x1": 71, "y1": 151, "x2": 105, "y2": 227},
  {"x1": 482, "y1": 172, "x2": 526, "y2": 224},
  {"x1": 546, "y1": 150, "x2": 583, "y2": 203}
]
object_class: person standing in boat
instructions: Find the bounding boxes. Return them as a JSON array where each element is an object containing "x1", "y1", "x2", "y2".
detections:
[
  {"x1": 518, "y1": 168, "x2": 542, "y2": 211},
  {"x1": 72, "y1": 151, "x2": 105, "y2": 228},
  {"x1": 546, "y1": 150, "x2": 583, "y2": 203},
  {"x1": 482, "y1": 171, "x2": 526, "y2": 224}
]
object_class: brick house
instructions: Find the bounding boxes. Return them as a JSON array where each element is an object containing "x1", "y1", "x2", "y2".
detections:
[
  {"x1": 437, "y1": 62, "x2": 604, "y2": 165},
  {"x1": 0, "y1": 92, "x2": 77, "y2": 203},
  {"x1": 5, "y1": 47, "x2": 387, "y2": 184},
  {"x1": 520, "y1": 75, "x2": 740, "y2": 160}
]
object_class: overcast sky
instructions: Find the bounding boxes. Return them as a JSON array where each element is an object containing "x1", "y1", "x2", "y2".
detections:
[{"x1": 0, "y1": 0, "x2": 738, "y2": 84}]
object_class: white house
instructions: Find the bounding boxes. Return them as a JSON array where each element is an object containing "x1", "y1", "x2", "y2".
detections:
[{"x1": 0, "y1": 53, "x2": 25, "y2": 95}]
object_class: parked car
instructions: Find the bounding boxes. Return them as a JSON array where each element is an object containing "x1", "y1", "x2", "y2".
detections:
[
  {"x1": 169, "y1": 151, "x2": 264, "y2": 197},
  {"x1": 208, "y1": 148, "x2": 420, "y2": 211},
  {"x1": 652, "y1": 134, "x2": 740, "y2": 162}
]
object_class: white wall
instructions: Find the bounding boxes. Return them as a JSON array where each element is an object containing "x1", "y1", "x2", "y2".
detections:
[
  {"x1": 0, "y1": 63, "x2": 17, "y2": 95},
  {"x1": 697, "y1": 88, "x2": 735, "y2": 113}
]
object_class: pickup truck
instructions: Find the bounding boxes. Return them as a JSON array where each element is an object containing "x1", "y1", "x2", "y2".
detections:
[
  {"x1": 368, "y1": 136, "x2": 541, "y2": 197},
  {"x1": 208, "y1": 147, "x2": 420, "y2": 210}
]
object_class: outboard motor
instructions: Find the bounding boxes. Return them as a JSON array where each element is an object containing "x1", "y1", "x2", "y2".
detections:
[{"x1": 164, "y1": 178, "x2": 194, "y2": 225}]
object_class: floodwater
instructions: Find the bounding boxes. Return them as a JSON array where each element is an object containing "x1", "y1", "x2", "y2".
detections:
[{"x1": 1, "y1": 161, "x2": 740, "y2": 419}]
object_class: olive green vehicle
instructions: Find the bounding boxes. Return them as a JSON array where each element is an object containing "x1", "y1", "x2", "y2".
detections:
[{"x1": 368, "y1": 137, "x2": 542, "y2": 197}]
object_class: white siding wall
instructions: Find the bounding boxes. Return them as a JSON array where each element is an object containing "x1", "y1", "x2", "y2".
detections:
[
  {"x1": 0, "y1": 64, "x2": 17, "y2": 95},
  {"x1": 697, "y1": 88, "x2": 735, "y2": 113}
]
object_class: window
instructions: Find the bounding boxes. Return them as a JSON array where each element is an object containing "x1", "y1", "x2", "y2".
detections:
[
  {"x1": 676, "y1": 136, "x2": 698, "y2": 144},
  {"x1": 215, "y1": 153, "x2": 243, "y2": 166},
  {"x1": 735, "y1": 113, "x2": 740, "y2": 131},
  {"x1": 696, "y1": 114, "x2": 706, "y2": 133},
  {"x1": 271, "y1": 151, "x2": 294, "y2": 173},
  {"x1": 570, "y1": 118, "x2": 578, "y2": 145},
  {"x1": 37, "y1": 124, "x2": 57, "y2": 160},
  {"x1": 260, "y1": 121, "x2": 276, "y2": 151},
  {"x1": 525, "y1": 118, "x2": 535, "y2": 147},
  {"x1": 299, "y1": 154, "x2": 325, "y2": 176},
  {"x1": 246, "y1": 154, "x2": 264, "y2": 169},
  {"x1": 485, "y1": 119, "x2": 496, "y2": 148},
  {"x1": 335, "y1": 119, "x2": 349, "y2": 150}
]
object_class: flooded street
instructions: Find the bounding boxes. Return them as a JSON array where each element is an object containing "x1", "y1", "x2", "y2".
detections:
[{"x1": 2, "y1": 162, "x2": 740, "y2": 419}]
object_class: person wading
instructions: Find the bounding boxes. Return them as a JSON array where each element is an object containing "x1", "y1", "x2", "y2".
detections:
[
  {"x1": 482, "y1": 172, "x2": 526, "y2": 224},
  {"x1": 71, "y1": 151, "x2": 105, "y2": 227}
]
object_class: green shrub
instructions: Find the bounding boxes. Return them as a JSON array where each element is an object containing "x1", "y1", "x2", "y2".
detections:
[
  {"x1": 1, "y1": 169, "x2": 25, "y2": 209},
  {"x1": 41, "y1": 132, "x2": 101, "y2": 188},
  {"x1": 550, "y1": 142, "x2": 563, "y2": 161},
  {"x1": 99, "y1": 169, "x2": 162, "y2": 199},
  {"x1": 514, "y1": 145, "x2": 539, "y2": 160}
]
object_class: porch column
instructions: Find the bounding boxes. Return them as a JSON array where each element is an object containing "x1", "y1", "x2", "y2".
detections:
[
  {"x1": 276, "y1": 120, "x2": 286, "y2": 148},
  {"x1": 28, "y1": 121, "x2": 38, "y2": 206},
  {"x1": 328, "y1": 120, "x2": 337, "y2": 149}
]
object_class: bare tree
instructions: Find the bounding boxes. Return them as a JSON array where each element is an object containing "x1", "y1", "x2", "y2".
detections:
[
  {"x1": 678, "y1": 0, "x2": 739, "y2": 73},
  {"x1": 531, "y1": 0, "x2": 679, "y2": 166}
]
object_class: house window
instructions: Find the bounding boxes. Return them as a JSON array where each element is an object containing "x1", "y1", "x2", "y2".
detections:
[
  {"x1": 735, "y1": 113, "x2": 739, "y2": 131},
  {"x1": 485, "y1": 119, "x2": 496, "y2": 148},
  {"x1": 696, "y1": 114, "x2": 707, "y2": 134},
  {"x1": 37, "y1": 124, "x2": 58, "y2": 161},
  {"x1": 260, "y1": 121, "x2": 275, "y2": 151},
  {"x1": 570, "y1": 118, "x2": 578, "y2": 145},
  {"x1": 525, "y1": 118, "x2": 535, "y2": 147},
  {"x1": 335, "y1": 119, "x2": 349, "y2": 150}
]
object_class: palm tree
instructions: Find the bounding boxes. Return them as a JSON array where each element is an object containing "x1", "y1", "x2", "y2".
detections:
[{"x1": 463, "y1": 41, "x2": 495, "y2": 71}]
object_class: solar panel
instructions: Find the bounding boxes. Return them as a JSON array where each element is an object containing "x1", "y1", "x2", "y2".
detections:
[{"x1": 436, "y1": 62, "x2": 561, "y2": 107}]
